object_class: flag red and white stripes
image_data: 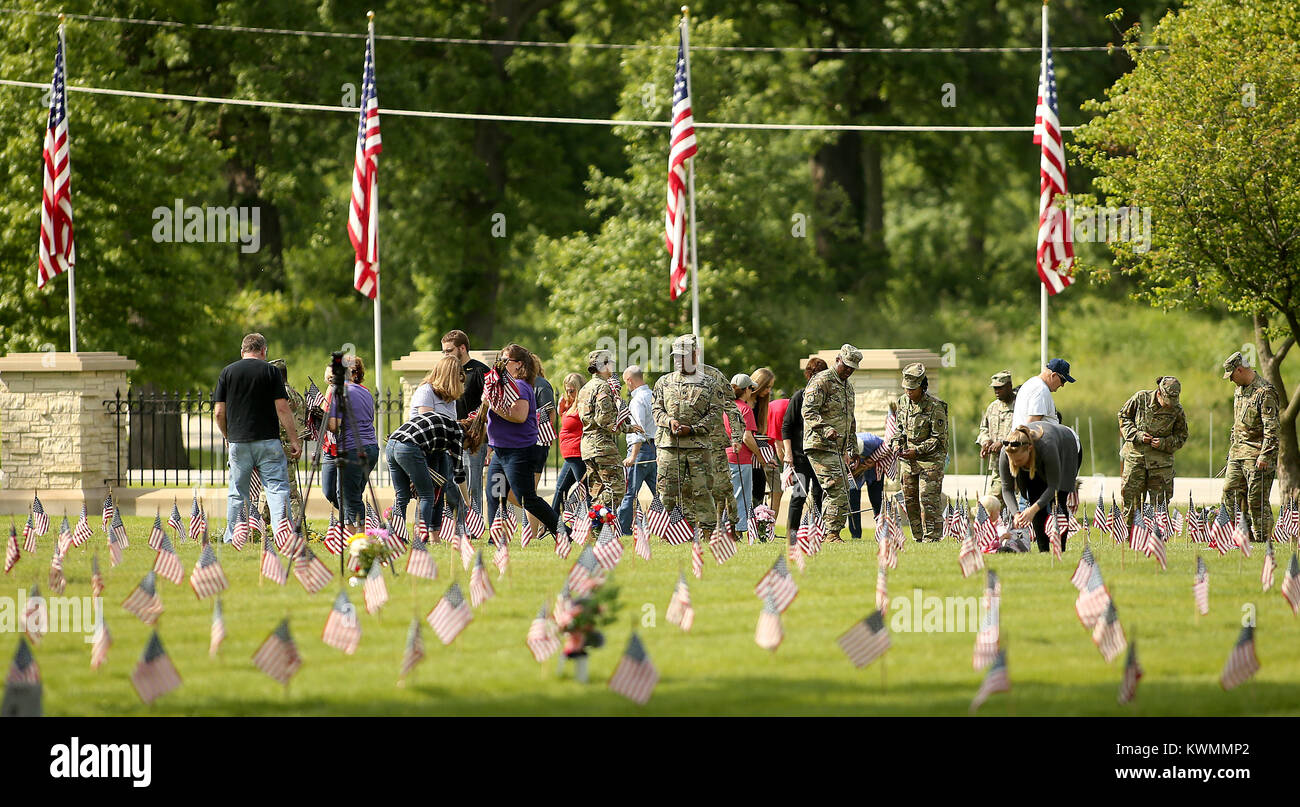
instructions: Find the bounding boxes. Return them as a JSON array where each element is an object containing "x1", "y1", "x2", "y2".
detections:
[
  {"x1": 349, "y1": 23, "x2": 382, "y2": 298},
  {"x1": 252, "y1": 619, "x2": 301, "y2": 686},
  {"x1": 38, "y1": 29, "x2": 75, "y2": 290},
  {"x1": 90, "y1": 613, "x2": 111, "y2": 670},
  {"x1": 665, "y1": 573, "x2": 694, "y2": 632},
  {"x1": 364, "y1": 562, "x2": 389, "y2": 614},
  {"x1": 400, "y1": 618, "x2": 426, "y2": 680},
  {"x1": 1118, "y1": 640, "x2": 1143, "y2": 705},
  {"x1": 405, "y1": 538, "x2": 437, "y2": 581},
  {"x1": 189, "y1": 541, "x2": 228, "y2": 599},
  {"x1": 970, "y1": 648, "x2": 1010, "y2": 712},
  {"x1": 838, "y1": 611, "x2": 890, "y2": 668},
  {"x1": 608, "y1": 633, "x2": 658, "y2": 705},
  {"x1": 121, "y1": 571, "x2": 163, "y2": 625},
  {"x1": 293, "y1": 545, "x2": 334, "y2": 594},
  {"x1": 427, "y1": 583, "x2": 473, "y2": 645},
  {"x1": 664, "y1": 29, "x2": 697, "y2": 301},
  {"x1": 322, "y1": 591, "x2": 361, "y2": 655},
  {"x1": 131, "y1": 631, "x2": 181, "y2": 705},
  {"x1": 1033, "y1": 33, "x2": 1073, "y2": 294},
  {"x1": 209, "y1": 599, "x2": 225, "y2": 657},
  {"x1": 1220, "y1": 625, "x2": 1259, "y2": 691},
  {"x1": 754, "y1": 553, "x2": 798, "y2": 613},
  {"x1": 526, "y1": 606, "x2": 560, "y2": 663},
  {"x1": 755, "y1": 596, "x2": 783, "y2": 652}
]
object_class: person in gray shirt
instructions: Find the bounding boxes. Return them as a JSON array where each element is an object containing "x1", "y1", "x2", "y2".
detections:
[{"x1": 998, "y1": 421, "x2": 1081, "y2": 553}]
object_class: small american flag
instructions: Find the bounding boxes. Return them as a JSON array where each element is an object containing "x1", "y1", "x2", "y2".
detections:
[
  {"x1": 1118, "y1": 639, "x2": 1143, "y2": 705},
  {"x1": 5, "y1": 523, "x2": 20, "y2": 574},
  {"x1": 1220, "y1": 625, "x2": 1260, "y2": 691},
  {"x1": 1046, "y1": 504, "x2": 1063, "y2": 560},
  {"x1": 147, "y1": 511, "x2": 165, "y2": 551},
  {"x1": 293, "y1": 545, "x2": 334, "y2": 594},
  {"x1": 755, "y1": 595, "x2": 783, "y2": 652},
  {"x1": 755, "y1": 553, "x2": 798, "y2": 613},
  {"x1": 788, "y1": 530, "x2": 804, "y2": 572},
  {"x1": 1092, "y1": 600, "x2": 1127, "y2": 663},
  {"x1": 109, "y1": 509, "x2": 129, "y2": 550},
  {"x1": 708, "y1": 520, "x2": 737, "y2": 566},
  {"x1": 364, "y1": 561, "x2": 389, "y2": 614},
  {"x1": 664, "y1": 27, "x2": 697, "y2": 301},
  {"x1": 349, "y1": 21, "x2": 382, "y2": 298},
  {"x1": 73, "y1": 504, "x2": 93, "y2": 547},
  {"x1": 593, "y1": 524, "x2": 624, "y2": 570},
  {"x1": 483, "y1": 368, "x2": 521, "y2": 410},
  {"x1": 188, "y1": 495, "x2": 204, "y2": 543},
  {"x1": 24, "y1": 585, "x2": 45, "y2": 644},
  {"x1": 405, "y1": 537, "x2": 437, "y2": 581},
  {"x1": 252, "y1": 619, "x2": 302, "y2": 686},
  {"x1": 1126, "y1": 508, "x2": 1146, "y2": 552},
  {"x1": 973, "y1": 601, "x2": 999, "y2": 670},
  {"x1": 1231, "y1": 507, "x2": 1253, "y2": 558},
  {"x1": 526, "y1": 605, "x2": 560, "y2": 663},
  {"x1": 555, "y1": 525, "x2": 573, "y2": 559},
  {"x1": 1075, "y1": 564, "x2": 1110, "y2": 629},
  {"x1": 48, "y1": 550, "x2": 66, "y2": 596},
  {"x1": 90, "y1": 552, "x2": 103, "y2": 598},
  {"x1": 6, "y1": 637, "x2": 40, "y2": 687},
  {"x1": 30, "y1": 493, "x2": 48, "y2": 537},
  {"x1": 958, "y1": 526, "x2": 983, "y2": 578},
  {"x1": 389, "y1": 512, "x2": 410, "y2": 544},
  {"x1": 869, "y1": 409, "x2": 900, "y2": 481},
  {"x1": 1193, "y1": 555, "x2": 1210, "y2": 616},
  {"x1": 570, "y1": 509, "x2": 592, "y2": 546},
  {"x1": 1145, "y1": 522, "x2": 1167, "y2": 571},
  {"x1": 1071, "y1": 542, "x2": 1096, "y2": 591},
  {"x1": 275, "y1": 510, "x2": 300, "y2": 555},
  {"x1": 489, "y1": 506, "x2": 512, "y2": 547},
  {"x1": 1108, "y1": 498, "x2": 1127, "y2": 545},
  {"x1": 970, "y1": 648, "x2": 1011, "y2": 712},
  {"x1": 876, "y1": 565, "x2": 889, "y2": 612},
  {"x1": 189, "y1": 541, "x2": 229, "y2": 599},
  {"x1": 304, "y1": 379, "x2": 325, "y2": 413},
  {"x1": 519, "y1": 517, "x2": 535, "y2": 549},
  {"x1": 400, "y1": 618, "x2": 426, "y2": 680},
  {"x1": 465, "y1": 501, "x2": 485, "y2": 540},
  {"x1": 131, "y1": 631, "x2": 181, "y2": 705},
  {"x1": 427, "y1": 583, "x2": 473, "y2": 645},
  {"x1": 210, "y1": 599, "x2": 225, "y2": 657},
  {"x1": 437, "y1": 505, "x2": 455, "y2": 543},
  {"x1": 646, "y1": 496, "x2": 671, "y2": 538},
  {"x1": 567, "y1": 547, "x2": 605, "y2": 596},
  {"x1": 691, "y1": 539, "x2": 704, "y2": 580},
  {"x1": 260, "y1": 539, "x2": 287, "y2": 586},
  {"x1": 364, "y1": 503, "x2": 381, "y2": 534},
  {"x1": 663, "y1": 506, "x2": 695, "y2": 545},
  {"x1": 1281, "y1": 553, "x2": 1300, "y2": 616},
  {"x1": 248, "y1": 507, "x2": 265, "y2": 539},
  {"x1": 101, "y1": 490, "x2": 116, "y2": 532},
  {"x1": 1208, "y1": 506, "x2": 1232, "y2": 555},
  {"x1": 324, "y1": 514, "x2": 345, "y2": 555},
  {"x1": 838, "y1": 611, "x2": 890, "y2": 669},
  {"x1": 459, "y1": 524, "x2": 475, "y2": 570},
  {"x1": 666, "y1": 573, "x2": 694, "y2": 632},
  {"x1": 608, "y1": 632, "x2": 658, "y2": 705},
  {"x1": 154, "y1": 533, "x2": 184, "y2": 585},
  {"x1": 1262, "y1": 540, "x2": 1277, "y2": 591},
  {"x1": 167, "y1": 501, "x2": 184, "y2": 540},
  {"x1": 323, "y1": 591, "x2": 362, "y2": 654},
  {"x1": 90, "y1": 612, "x2": 110, "y2": 670},
  {"x1": 122, "y1": 571, "x2": 164, "y2": 625},
  {"x1": 492, "y1": 532, "x2": 510, "y2": 578},
  {"x1": 877, "y1": 524, "x2": 897, "y2": 570},
  {"x1": 537, "y1": 402, "x2": 557, "y2": 445},
  {"x1": 633, "y1": 505, "x2": 651, "y2": 561},
  {"x1": 248, "y1": 468, "x2": 263, "y2": 505}
]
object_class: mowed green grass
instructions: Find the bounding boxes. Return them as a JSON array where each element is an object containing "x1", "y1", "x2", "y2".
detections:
[{"x1": 6, "y1": 515, "x2": 1300, "y2": 716}]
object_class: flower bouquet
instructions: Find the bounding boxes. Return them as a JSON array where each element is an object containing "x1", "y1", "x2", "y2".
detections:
[
  {"x1": 753, "y1": 504, "x2": 777, "y2": 543},
  {"x1": 588, "y1": 503, "x2": 616, "y2": 530},
  {"x1": 554, "y1": 581, "x2": 621, "y2": 683},
  {"x1": 347, "y1": 528, "x2": 394, "y2": 583}
]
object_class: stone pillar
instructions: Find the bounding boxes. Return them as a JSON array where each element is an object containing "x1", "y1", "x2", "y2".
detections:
[
  {"x1": 0, "y1": 352, "x2": 137, "y2": 493},
  {"x1": 802, "y1": 348, "x2": 942, "y2": 434},
  {"x1": 391, "y1": 349, "x2": 497, "y2": 414}
]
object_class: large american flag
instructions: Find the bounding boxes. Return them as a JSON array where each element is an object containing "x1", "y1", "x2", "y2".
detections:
[
  {"x1": 664, "y1": 29, "x2": 697, "y2": 301},
  {"x1": 38, "y1": 29, "x2": 75, "y2": 290},
  {"x1": 323, "y1": 591, "x2": 362, "y2": 654},
  {"x1": 1033, "y1": 36, "x2": 1073, "y2": 294},
  {"x1": 252, "y1": 619, "x2": 301, "y2": 686},
  {"x1": 131, "y1": 631, "x2": 181, "y2": 705},
  {"x1": 608, "y1": 632, "x2": 658, "y2": 705},
  {"x1": 1219, "y1": 625, "x2": 1259, "y2": 691},
  {"x1": 349, "y1": 23, "x2": 382, "y2": 298}
]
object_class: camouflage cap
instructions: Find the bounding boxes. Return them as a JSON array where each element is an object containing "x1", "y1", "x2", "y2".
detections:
[
  {"x1": 1158, "y1": 376, "x2": 1181, "y2": 402},
  {"x1": 901, "y1": 361, "x2": 927, "y2": 390},
  {"x1": 269, "y1": 358, "x2": 286, "y2": 372},
  {"x1": 586, "y1": 349, "x2": 614, "y2": 371},
  {"x1": 838, "y1": 343, "x2": 862, "y2": 369},
  {"x1": 1222, "y1": 351, "x2": 1245, "y2": 379},
  {"x1": 670, "y1": 333, "x2": 698, "y2": 356},
  {"x1": 989, "y1": 370, "x2": 1013, "y2": 388}
]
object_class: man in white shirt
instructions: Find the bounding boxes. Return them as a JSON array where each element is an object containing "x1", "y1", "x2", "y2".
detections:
[
  {"x1": 618, "y1": 365, "x2": 657, "y2": 536},
  {"x1": 1012, "y1": 358, "x2": 1074, "y2": 428}
]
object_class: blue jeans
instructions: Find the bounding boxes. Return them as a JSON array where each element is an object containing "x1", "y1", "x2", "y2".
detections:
[
  {"x1": 729, "y1": 462, "x2": 754, "y2": 533},
  {"x1": 226, "y1": 439, "x2": 291, "y2": 541},
  {"x1": 464, "y1": 443, "x2": 488, "y2": 519},
  {"x1": 387, "y1": 440, "x2": 442, "y2": 535},
  {"x1": 321, "y1": 453, "x2": 338, "y2": 510},
  {"x1": 551, "y1": 457, "x2": 587, "y2": 514},
  {"x1": 848, "y1": 479, "x2": 884, "y2": 539},
  {"x1": 336, "y1": 443, "x2": 379, "y2": 527},
  {"x1": 486, "y1": 445, "x2": 558, "y2": 536},
  {"x1": 618, "y1": 442, "x2": 657, "y2": 535},
  {"x1": 437, "y1": 451, "x2": 466, "y2": 530}
]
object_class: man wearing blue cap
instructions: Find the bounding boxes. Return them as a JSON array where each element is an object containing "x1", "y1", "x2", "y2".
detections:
[{"x1": 1013, "y1": 358, "x2": 1074, "y2": 430}]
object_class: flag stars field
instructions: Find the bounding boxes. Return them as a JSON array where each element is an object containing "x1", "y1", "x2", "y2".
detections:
[{"x1": 5, "y1": 514, "x2": 1300, "y2": 716}]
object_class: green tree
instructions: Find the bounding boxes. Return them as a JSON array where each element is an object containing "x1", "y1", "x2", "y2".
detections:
[{"x1": 1073, "y1": 0, "x2": 1300, "y2": 494}]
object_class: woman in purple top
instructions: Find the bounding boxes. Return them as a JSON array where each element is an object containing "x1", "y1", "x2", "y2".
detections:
[
  {"x1": 327, "y1": 355, "x2": 380, "y2": 531},
  {"x1": 485, "y1": 343, "x2": 559, "y2": 539}
]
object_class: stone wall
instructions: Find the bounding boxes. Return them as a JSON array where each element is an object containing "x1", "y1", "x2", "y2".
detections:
[
  {"x1": 390, "y1": 349, "x2": 497, "y2": 412},
  {"x1": 0, "y1": 352, "x2": 136, "y2": 493}
]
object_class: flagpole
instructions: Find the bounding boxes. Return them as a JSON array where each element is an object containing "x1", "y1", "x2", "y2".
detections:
[
  {"x1": 59, "y1": 16, "x2": 77, "y2": 354},
  {"x1": 1039, "y1": 0, "x2": 1049, "y2": 369},
  {"x1": 367, "y1": 11, "x2": 385, "y2": 440},
  {"x1": 682, "y1": 7, "x2": 700, "y2": 339}
]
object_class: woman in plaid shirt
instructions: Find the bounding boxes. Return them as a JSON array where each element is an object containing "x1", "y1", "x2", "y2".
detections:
[{"x1": 387, "y1": 411, "x2": 465, "y2": 536}]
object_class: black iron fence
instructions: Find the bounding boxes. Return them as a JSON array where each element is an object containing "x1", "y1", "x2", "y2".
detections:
[{"x1": 105, "y1": 386, "x2": 408, "y2": 488}]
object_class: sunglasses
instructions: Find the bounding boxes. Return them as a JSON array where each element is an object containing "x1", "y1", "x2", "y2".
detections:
[{"x1": 1004, "y1": 441, "x2": 1024, "y2": 449}]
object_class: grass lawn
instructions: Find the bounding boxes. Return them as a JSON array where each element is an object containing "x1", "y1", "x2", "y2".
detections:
[{"x1": 7, "y1": 515, "x2": 1299, "y2": 716}]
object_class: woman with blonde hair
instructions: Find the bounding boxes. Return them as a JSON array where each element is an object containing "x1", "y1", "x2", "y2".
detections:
[
  {"x1": 558, "y1": 372, "x2": 583, "y2": 418},
  {"x1": 997, "y1": 421, "x2": 1081, "y2": 553},
  {"x1": 410, "y1": 354, "x2": 465, "y2": 419}
]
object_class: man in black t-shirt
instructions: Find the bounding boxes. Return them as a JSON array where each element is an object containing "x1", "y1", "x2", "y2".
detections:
[
  {"x1": 213, "y1": 333, "x2": 303, "y2": 543},
  {"x1": 442, "y1": 329, "x2": 491, "y2": 518}
]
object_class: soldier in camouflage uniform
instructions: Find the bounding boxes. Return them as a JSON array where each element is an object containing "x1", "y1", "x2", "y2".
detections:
[
  {"x1": 653, "y1": 335, "x2": 722, "y2": 534},
  {"x1": 1222, "y1": 351, "x2": 1279, "y2": 541},
  {"x1": 577, "y1": 349, "x2": 644, "y2": 516},
  {"x1": 260, "y1": 358, "x2": 307, "y2": 527},
  {"x1": 1118, "y1": 376, "x2": 1188, "y2": 525},
  {"x1": 892, "y1": 362, "x2": 948, "y2": 542},
  {"x1": 976, "y1": 371, "x2": 1017, "y2": 501},
  {"x1": 802, "y1": 344, "x2": 861, "y2": 541}
]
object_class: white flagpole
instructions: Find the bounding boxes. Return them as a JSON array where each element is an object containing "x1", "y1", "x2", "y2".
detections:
[
  {"x1": 361, "y1": 12, "x2": 384, "y2": 439},
  {"x1": 682, "y1": 7, "x2": 700, "y2": 339},
  {"x1": 1038, "y1": 0, "x2": 1050, "y2": 369},
  {"x1": 60, "y1": 16, "x2": 77, "y2": 354}
]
